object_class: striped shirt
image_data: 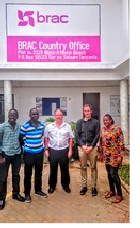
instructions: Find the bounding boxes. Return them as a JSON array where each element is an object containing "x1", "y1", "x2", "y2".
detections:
[
  {"x1": 20, "y1": 121, "x2": 45, "y2": 154},
  {"x1": 0, "y1": 121, "x2": 21, "y2": 156}
]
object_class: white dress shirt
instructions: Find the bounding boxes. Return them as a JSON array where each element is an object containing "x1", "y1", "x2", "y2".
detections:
[{"x1": 44, "y1": 122, "x2": 74, "y2": 150}]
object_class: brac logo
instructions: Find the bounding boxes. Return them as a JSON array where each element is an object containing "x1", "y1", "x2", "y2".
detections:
[
  {"x1": 18, "y1": 10, "x2": 69, "y2": 27},
  {"x1": 18, "y1": 10, "x2": 35, "y2": 26}
]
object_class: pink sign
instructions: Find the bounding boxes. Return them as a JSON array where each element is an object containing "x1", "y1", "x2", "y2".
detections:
[{"x1": 7, "y1": 36, "x2": 101, "y2": 62}]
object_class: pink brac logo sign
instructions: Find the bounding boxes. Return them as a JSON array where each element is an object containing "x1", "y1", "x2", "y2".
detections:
[
  {"x1": 18, "y1": 10, "x2": 35, "y2": 27},
  {"x1": 18, "y1": 10, "x2": 69, "y2": 26}
]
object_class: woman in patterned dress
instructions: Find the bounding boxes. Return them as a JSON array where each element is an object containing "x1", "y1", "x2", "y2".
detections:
[{"x1": 99, "y1": 114, "x2": 126, "y2": 203}]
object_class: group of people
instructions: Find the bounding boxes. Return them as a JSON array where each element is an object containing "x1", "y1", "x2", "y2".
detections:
[{"x1": 0, "y1": 103, "x2": 126, "y2": 208}]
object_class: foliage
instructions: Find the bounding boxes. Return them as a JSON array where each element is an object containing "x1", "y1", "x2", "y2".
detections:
[
  {"x1": 69, "y1": 122, "x2": 76, "y2": 143},
  {"x1": 69, "y1": 122, "x2": 76, "y2": 133},
  {"x1": 44, "y1": 117, "x2": 55, "y2": 123},
  {"x1": 119, "y1": 164, "x2": 130, "y2": 186}
]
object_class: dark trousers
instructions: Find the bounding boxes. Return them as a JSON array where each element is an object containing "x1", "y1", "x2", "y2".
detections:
[
  {"x1": 0, "y1": 155, "x2": 7, "y2": 200},
  {"x1": 2, "y1": 152, "x2": 22, "y2": 196},
  {"x1": 106, "y1": 164, "x2": 122, "y2": 196},
  {"x1": 23, "y1": 152, "x2": 43, "y2": 195},
  {"x1": 49, "y1": 148, "x2": 70, "y2": 189}
]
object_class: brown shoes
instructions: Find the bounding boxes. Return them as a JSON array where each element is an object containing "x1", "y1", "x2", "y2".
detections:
[
  {"x1": 105, "y1": 191, "x2": 116, "y2": 198},
  {"x1": 105, "y1": 191, "x2": 123, "y2": 203},
  {"x1": 111, "y1": 196, "x2": 123, "y2": 203}
]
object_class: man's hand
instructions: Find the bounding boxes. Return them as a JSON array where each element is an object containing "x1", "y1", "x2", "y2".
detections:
[
  {"x1": 68, "y1": 150, "x2": 72, "y2": 158},
  {"x1": 82, "y1": 145, "x2": 93, "y2": 154},
  {"x1": 44, "y1": 150, "x2": 49, "y2": 157}
]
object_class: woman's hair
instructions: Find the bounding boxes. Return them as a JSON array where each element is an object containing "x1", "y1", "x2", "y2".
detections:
[{"x1": 104, "y1": 114, "x2": 114, "y2": 124}]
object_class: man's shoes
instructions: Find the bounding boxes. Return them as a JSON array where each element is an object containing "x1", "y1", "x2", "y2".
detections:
[
  {"x1": 80, "y1": 187, "x2": 87, "y2": 195},
  {"x1": 48, "y1": 188, "x2": 55, "y2": 194},
  {"x1": 0, "y1": 199, "x2": 5, "y2": 210},
  {"x1": 63, "y1": 187, "x2": 71, "y2": 193},
  {"x1": 35, "y1": 191, "x2": 47, "y2": 198},
  {"x1": 25, "y1": 195, "x2": 31, "y2": 203},
  {"x1": 91, "y1": 187, "x2": 97, "y2": 196},
  {"x1": 12, "y1": 194, "x2": 25, "y2": 202}
]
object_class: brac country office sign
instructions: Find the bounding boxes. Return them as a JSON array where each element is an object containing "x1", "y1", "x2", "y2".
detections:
[{"x1": 6, "y1": 4, "x2": 101, "y2": 62}]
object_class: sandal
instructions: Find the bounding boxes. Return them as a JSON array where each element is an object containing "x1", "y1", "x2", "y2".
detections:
[
  {"x1": 105, "y1": 191, "x2": 116, "y2": 198},
  {"x1": 111, "y1": 196, "x2": 123, "y2": 203}
]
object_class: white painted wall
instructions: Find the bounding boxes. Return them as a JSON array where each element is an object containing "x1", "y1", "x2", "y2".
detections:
[
  {"x1": 0, "y1": 78, "x2": 130, "y2": 142},
  {"x1": 120, "y1": 0, "x2": 129, "y2": 60},
  {"x1": 0, "y1": 84, "x2": 120, "y2": 127},
  {"x1": 13, "y1": 86, "x2": 119, "y2": 123}
]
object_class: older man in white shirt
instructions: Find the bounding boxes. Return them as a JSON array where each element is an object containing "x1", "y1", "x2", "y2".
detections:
[{"x1": 44, "y1": 108, "x2": 74, "y2": 194}]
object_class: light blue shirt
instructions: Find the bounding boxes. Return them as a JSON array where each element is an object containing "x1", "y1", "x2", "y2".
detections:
[{"x1": 0, "y1": 121, "x2": 21, "y2": 156}]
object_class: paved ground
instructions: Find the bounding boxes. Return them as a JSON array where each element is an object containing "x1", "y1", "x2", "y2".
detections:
[{"x1": 0, "y1": 158, "x2": 130, "y2": 223}]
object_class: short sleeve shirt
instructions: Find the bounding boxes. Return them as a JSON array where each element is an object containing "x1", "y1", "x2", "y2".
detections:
[
  {"x1": 20, "y1": 121, "x2": 45, "y2": 154},
  {"x1": 44, "y1": 122, "x2": 74, "y2": 150}
]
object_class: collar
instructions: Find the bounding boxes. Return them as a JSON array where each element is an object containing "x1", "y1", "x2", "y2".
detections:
[
  {"x1": 83, "y1": 118, "x2": 92, "y2": 122},
  {"x1": 52, "y1": 121, "x2": 66, "y2": 128},
  {"x1": 5, "y1": 120, "x2": 18, "y2": 129},
  {"x1": 29, "y1": 120, "x2": 40, "y2": 127}
]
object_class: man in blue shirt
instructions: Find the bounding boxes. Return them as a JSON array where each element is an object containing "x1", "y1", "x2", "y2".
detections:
[
  {"x1": 20, "y1": 108, "x2": 47, "y2": 203},
  {"x1": 0, "y1": 109, "x2": 25, "y2": 203}
]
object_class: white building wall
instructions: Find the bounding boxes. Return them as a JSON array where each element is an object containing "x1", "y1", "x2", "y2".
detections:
[
  {"x1": 2, "y1": 85, "x2": 119, "y2": 127},
  {"x1": 120, "y1": 0, "x2": 129, "y2": 60}
]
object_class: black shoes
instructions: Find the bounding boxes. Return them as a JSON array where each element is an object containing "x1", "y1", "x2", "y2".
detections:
[
  {"x1": 35, "y1": 191, "x2": 47, "y2": 198},
  {"x1": 79, "y1": 187, "x2": 97, "y2": 196},
  {"x1": 80, "y1": 187, "x2": 87, "y2": 195},
  {"x1": 91, "y1": 187, "x2": 97, "y2": 196},
  {"x1": 48, "y1": 187, "x2": 71, "y2": 193},
  {"x1": 48, "y1": 188, "x2": 55, "y2": 194},
  {"x1": 12, "y1": 194, "x2": 25, "y2": 202},
  {"x1": 0, "y1": 199, "x2": 5, "y2": 210},
  {"x1": 25, "y1": 195, "x2": 31, "y2": 203},
  {"x1": 63, "y1": 187, "x2": 71, "y2": 193}
]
